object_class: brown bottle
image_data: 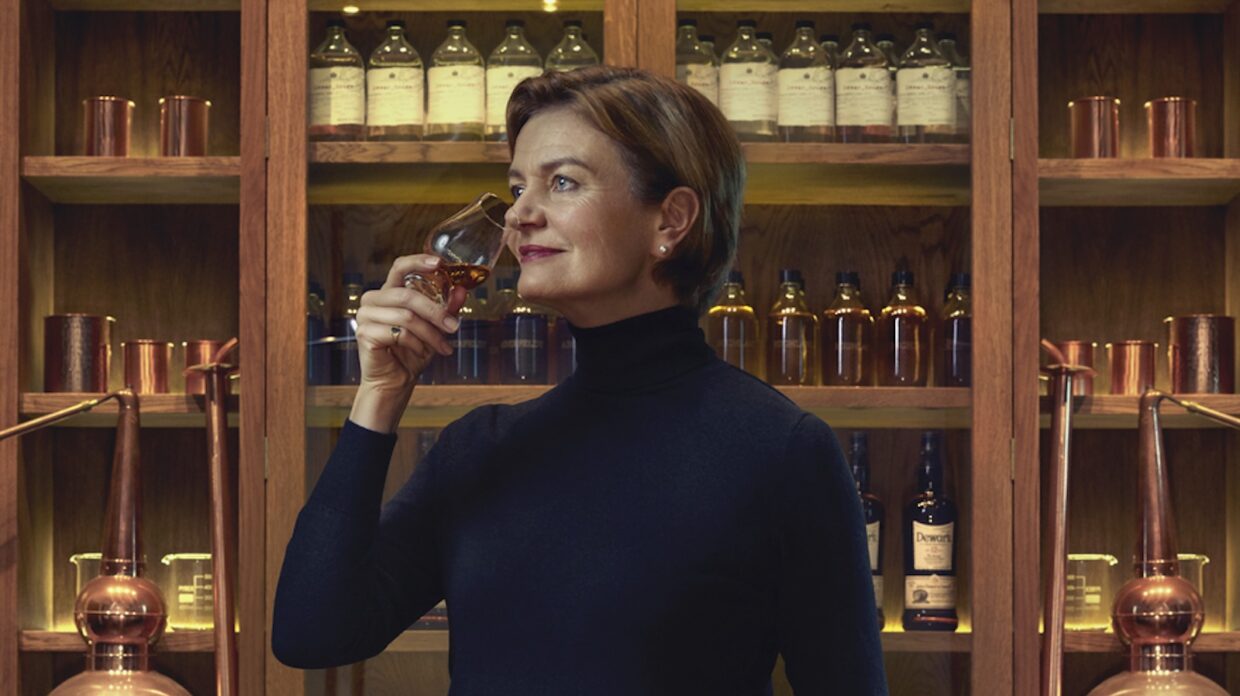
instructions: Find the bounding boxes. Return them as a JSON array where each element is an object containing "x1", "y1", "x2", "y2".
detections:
[
  {"x1": 766, "y1": 269, "x2": 818, "y2": 385},
  {"x1": 822, "y1": 271, "x2": 873, "y2": 386},
  {"x1": 941, "y1": 273, "x2": 971, "y2": 387},
  {"x1": 877, "y1": 270, "x2": 928, "y2": 387}
]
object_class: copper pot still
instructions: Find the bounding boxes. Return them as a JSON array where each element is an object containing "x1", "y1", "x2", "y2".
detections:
[
  {"x1": 45, "y1": 314, "x2": 116, "y2": 392},
  {"x1": 1107, "y1": 341, "x2": 1157, "y2": 396},
  {"x1": 123, "y1": 340, "x2": 174, "y2": 394},
  {"x1": 1165, "y1": 315, "x2": 1235, "y2": 394},
  {"x1": 1145, "y1": 97, "x2": 1197, "y2": 158},
  {"x1": 160, "y1": 96, "x2": 211, "y2": 157},
  {"x1": 1069, "y1": 97, "x2": 1120, "y2": 158},
  {"x1": 82, "y1": 96, "x2": 135, "y2": 156},
  {"x1": 1051, "y1": 340, "x2": 1097, "y2": 395}
]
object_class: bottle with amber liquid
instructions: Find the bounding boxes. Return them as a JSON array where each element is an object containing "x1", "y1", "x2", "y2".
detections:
[
  {"x1": 308, "y1": 20, "x2": 365, "y2": 141},
  {"x1": 439, "y1": 287, "x2": 489, "y2": 384},
  {"x1": 822, "y1": 271, "x2": 873, "y2": 386},
  {"x1": 850, "y1": 431, "x2": 885, "y2": 629},
  {"x1": 877, "y1": 270, "x2": 928, "y2": 386},
  {"x1": 941, "y1": 273, "x2": 971, "y2": 387},
  {"x1": 500, "y1": 292, "x2": 548, "y2": 384},
  {"x1": 705, "y1": 271, "x2": 761, "y2": 377},
  {"x1": 903, "y1": 431, "x2": 958, "y2": 632},
  {"x1": 766, "y1": 269, "x2": 817, "y2": 385}
]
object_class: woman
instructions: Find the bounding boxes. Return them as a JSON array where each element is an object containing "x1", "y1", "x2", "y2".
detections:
[{"x1": 273, "y1": 66, "x2": 887, "y2": 695}]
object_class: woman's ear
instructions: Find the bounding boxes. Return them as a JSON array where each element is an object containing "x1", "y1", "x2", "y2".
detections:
[{"x1": 655, "y1": 186, "x2": 700, "y2": 254}]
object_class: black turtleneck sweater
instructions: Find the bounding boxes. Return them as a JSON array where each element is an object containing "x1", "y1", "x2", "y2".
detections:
[{"x1": 273, "y1": 306, "x2": 887, "y2": 695}]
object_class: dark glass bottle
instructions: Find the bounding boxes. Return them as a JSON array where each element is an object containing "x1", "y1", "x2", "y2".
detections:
[
  {"x1": 941, "y1": 273, "x2": 972, "y2": 387},
  {"x1": 850, "y1": 432, "x2": 885, "y2": 629},
  {"x1": 553, "y1": 315, "x2": 577, "y2": 382},
  {"x1": 766, "y1": 269, "x2": 818, "y2": 385},
  {"x1": 501, "y1": 293, "x2": 548, "y2": 384},
  {"x1": 439, "y1": 288, "x2": 489, "y2": 384},
  {"x1": 876, "y1": 270, "x2": 929, "y2": 386},
  {"x1": 306, "y1": 281, "x2": 330, "y2": 386},
  {"x1": 332, "y1": 273, "x2": 364, "y2": 385},
  {"x1": 822, "y1": 271, "x2": 873, "y2": 386},
  {"x1": 706, "y1": 270, "x2": 762, "y2": 377},
  {"x1": 489, "y1": 276, "x2": 518, "y2": 383},
  {"x1": 903, "y1": 431, "x2": 958, "y2": 632}
]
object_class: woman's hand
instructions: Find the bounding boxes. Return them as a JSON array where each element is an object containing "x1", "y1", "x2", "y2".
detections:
[{"x1": 349, "y1": 255, "x2": 468, "y2": 433}]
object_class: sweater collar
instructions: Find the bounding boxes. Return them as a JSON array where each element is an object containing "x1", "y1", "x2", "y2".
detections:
[{"x1": 567, "y1": 305, "x2": 715, "y2": 393}]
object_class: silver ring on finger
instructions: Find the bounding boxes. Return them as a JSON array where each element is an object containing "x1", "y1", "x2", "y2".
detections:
[{"x1": 390, "y1": 325, "x2": 402, "y2": 342}]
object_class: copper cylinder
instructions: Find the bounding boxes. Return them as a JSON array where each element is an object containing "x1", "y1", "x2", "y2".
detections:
[
  {"x1": 1144, "y1": 97, "x2": 1197, "y2": 158},
  {"x1": 1166, "y1": 315, "x2": 1235, "y2": 394},
  {"x1": 183, "y1": 340, "x2": 225, "y2": 395},
  {"x1": 82, "y1": 96, "x2": 135, "y2": 156},
  {"x1": 1068, "y1": 97, "x2": 1120, "y2": 158},
  {"x1": 44, "y1": 314, "x2": 115, "y2": 392},
  {"x1": 159, "y1": 96, "x2": 210, "y2": 157},
  {"x1": 122, "y1": 340, "x2": 174, "y2": 394},
  {"x1": 1053, "y1": 340, "x2": 1096, "y2": 395},
  {"x1": 1107, "y1": 341, "x2": 1157, "y2": 396}
]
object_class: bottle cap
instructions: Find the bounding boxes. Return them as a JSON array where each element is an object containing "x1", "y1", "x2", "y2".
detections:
[
  {"x1": 326, "y1": 19, "x2": 347, "y2": 28},
  {"x1": 836, "y1": 271, "x2": 861, "y2": 289},
  {"x1": 819, "y1": 34, "x2": 839, "y2": 43},
  {"x1": 446, "y1": 19, "x2": 467, "y2": 28},
  {"x1": 757, "y1": 32, "x2": 774, "y2": 41},
  {"x1": 779, "y1": 268, "x2": 804, "y2": 286},
  {"x1": 679, "y1": 18, "x2": 698, "y2": 27},
  {"x1": 563, "y1": 19, "x2": 584, "y2": 28},
  {"x1": 308, "y1": 280, "x2": 325, "y2": 298},
  {"x1": 727, "y1": 270, "x2": 745, "y2": 284},
  {"x1": 506, "y1": 19, "x2": 526, "y2": 28},
  {"x1": 851, "y1": 22, "x2": 873, "y2": 32},
  {"x1": 700, "y1": 34, "x2": 715, "y2": 43},
  {"x1": 892, "y1": 270, "x2": 914, "y2": 286},
  {"x1": 497, "y1": 276, "x2": 516, "y2": 291},
  {"x1": 342, "y1": 272, "x2": 364, "y2": 286},
  {"x1": 385, "y1": 19, "x2": 406, "y2": 29},
  {"x1": 737, "y1": 19, "x2": 758, "y2": 28},
  {"x1": 949, "y1": 272, "x2": 971, "y2": 289},
  {"x1": 915, "y1": 21, "x2": 936, "y2": 31},
  {"x1": 875, "y1": 33, "x2": 896, "y2": 43},
  {"x1": 939, "y1": 32, "x2": 958, "y2": 41},
  {"x1": 795, "y1": 19, "x2": 815, "y2": 29}
]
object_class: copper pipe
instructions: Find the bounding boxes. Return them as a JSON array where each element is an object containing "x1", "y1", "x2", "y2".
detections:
[{"x1": 0, "y1": 391, "x2": 123, "y2": 439}]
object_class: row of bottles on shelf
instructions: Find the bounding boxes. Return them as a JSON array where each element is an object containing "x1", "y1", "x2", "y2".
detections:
[
  {"x1": 707, "y1": 269, "x2": 971, "y2": 387},
  {"x1": 309, "y1": 18, "x2": 598, "y2": 142},
  {"x1": 677, "y1": 20, "x2": 970, "y2": 143}
]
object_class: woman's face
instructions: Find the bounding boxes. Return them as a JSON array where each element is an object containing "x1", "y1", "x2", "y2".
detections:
[{"x1": 505, "y1": 107, "x2": 667, "y2": 324}]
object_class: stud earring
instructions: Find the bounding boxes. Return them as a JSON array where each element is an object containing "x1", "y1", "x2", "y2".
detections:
[{"x1": 658, "y1": 244, "x2": 670, "y2": 255}]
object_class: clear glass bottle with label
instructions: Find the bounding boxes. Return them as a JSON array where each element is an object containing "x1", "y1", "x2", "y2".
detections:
[
  {"x1": 850, "y1": 431, "x2": 886, "y2": 630},
  {"x1": 366, "y1": 20, "x2": 423, "y2": 142},
  {"x1": 766, "y1": 269, "x2": 818, "y2": 385},
  {"x1": 938, "y1": 32, "x2": 971, "y2": 142},
  {"x1": 903, "y1": 431, "x2": 958, "y2": 632},
  {"x1": 700, "y1": 34, "x2": 717, "y2": 62},
  {"x1": 778, "y1": 20, "x2": 834, "y2": 142},
  {"x1": 835, "y1": 23, "x2": 894, "y2": 143},
  {"x1": 426, "y1": 20, "x2": 485, "y2": 142},
  {"x1": 309, "y1": 20, "x2": 365, "y2": 141},
  {"x1": 705, "y1": 271, "x2": 762, "y2": 378},
  {"x1": 822, "y1": 271, "x2": 873, "y2": 386},
  {"x1": 819, "y1": 33, "x2": 840, "y2": 67},
  {"x1": 501, "y1": 293, "x2": 549, "y2": 384},
  {"x1": 486, "y1": 20, "x2": 542, "y2": 141},
  {"x1": 676, "y1": 19, "x2": 719, "y2": 106},
  {"x1": 876, "y1": 34, "x2": 901, "y2": 135},
  {"x1": 720, "y1": 20, "x2": 778, "y2": 141},
  {"x1": 877, "y1": 270, "x2": 928, "y2": 386},
  {"x1": 897, "y1": 23, "x2": 956, "y2": 144},
  {"x1": 439, "y1": 288, "x2": 489, "y2": 384},
  {"x1": 757, "y1": 31, "x2": 774, "y2": 51},
  {"x1": 941, "y1": 273, "x2": 971, "y2": 387},
  {"x1": 332, "y1": 273, "x2": 364, "y2": 385},
  {"x1": 546, "y1": 20, "x2": 600, "y2": 72}
]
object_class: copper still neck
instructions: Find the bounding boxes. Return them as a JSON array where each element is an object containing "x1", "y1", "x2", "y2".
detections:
[
  {"x1": 101, "y1": 390, "x2": 142, "y2": 574},
  {"x1": 1135, "y1": 391, "x2": 1178, "y2": 578}
]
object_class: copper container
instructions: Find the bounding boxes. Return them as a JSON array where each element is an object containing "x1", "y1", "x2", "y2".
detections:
[
  {"x1": 82, "y1": 96, "x2": 135, "y2": 156},
  {"x1": 122, "y1": 340, "x2": 174, "y2": 394},
  {"x1": 1052, "y1": 340, "x2": 1097, "y2": 395},
  {"x1": 1166, "y1": 315, "x2": 1235, "y2": 394},
  {"x1": 159, "y1": 96, "x2": 210, "y2": 157},
  {"x1": 1107, "y1": 341, "x2": 1157, "y2": 396},
  {"x1": 1144, "y1": 97, "x2": 1197, "y2": 158},
  {"x1": 44, "y1": 314, "x2": 115, "y2": 392},
  {"x1": 183, "y1": 340, "x2": 225, "y2": 395},
  {"x1": 1068, "y1": 97, "x2": 1120, "y2": 158}
]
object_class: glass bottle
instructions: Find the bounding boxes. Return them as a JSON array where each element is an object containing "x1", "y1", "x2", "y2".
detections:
[
  {"x1": 876, "y1": 33, "x2": 901, "y2": 136},
  {"x1": 489, "y1": 276, "x2": 519, "y2": 382},
  {"x1": 877, "y1": 270, "x2": 928, "y2": 387},
  {"x1": 366, "y1": 20, "x2": 423, "y2": 141},
  {"x1": 700, "y1": 34, "x2": 717, "y2": 62},
  {"x1": 501, "y1": 292, "x2": 548, "y2": 384},
  {"x1": 546, "y1": 20, "x2": 600, "y2": 72},
  {"x1": 486, "y1": 20, "x2": 542, "y2": 142},
  {"x1": 836, "y1": 23, "x2": 894, "y2": 143},
  {"x1": 332, "y1": 273, "x2": 364, "y2": 385},
  {"x1": 676, "y1": 19, "x2": 719, "y2": 106},
  {"x1": 766, "y1": 269, "x2": 818, "y2": 386},
  {"x1": 426, "y1": 20, "x2": 485, "y2": 142},
  {"x1": 553, "y1": 314, "x2": 577, "y2": 382},
  {"x1": 903, "y1": 431, "x2": 958, "y2": 632},
  {"x1": 850, "y1": 431, "x2": 885, "y2": 630},
  {"x1": 308, "y1": 20, "x2": 365, "y2": 141},
  {"x1": 822, "y1": 271, "x2": 873, "y2": 386},
  {"x1": 938, "y1": 33, "x2": 971, "y2": 142},
  {"x1": 720, "y1": 20, "x2": 778, "y2": 142},
  {"x1": 896, "y1": 23, "x2": 956, "y2": 144},
  {"x1": 439, "y1": 287, "x2": 489, "y2": 384},
  {"x1": 705, "y1": 270, "x2": 761, "y2": 377},
  {"x1": 819, "y1": 33, "x2": 841, "y2": 66},
  {"x1": 306, "y1": 281, "x2": 330, "y2": 386},
  {"x1": 778, "y1": 20, "x2": 834, "y2": 142},
  {"x1": 757, "y1": 32, "x2": 775, "y2": 51},
  {"x1": 941, "y1": 273, "x2": 971, "y2": 387}
]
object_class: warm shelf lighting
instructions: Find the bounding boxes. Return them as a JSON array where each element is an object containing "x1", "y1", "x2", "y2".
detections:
[
  {"x1": 341, "y1": 4, "x2": 360, "y2": 15},
  {"x1": 542, "y1": 0, "x2": 558, "y2": 12}
]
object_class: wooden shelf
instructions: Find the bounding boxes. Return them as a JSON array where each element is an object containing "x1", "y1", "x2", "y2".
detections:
[
  {"x1": 1039, "y1": 158, "x2": 1240, "y2": 207},
  {"x1": 308, "y1": 142, "x2": 970, "y2": 206},
  {"x1": 22, "y1": 157, "x2": 241, "y2": 204},
  {"x1": 310, "y1": 385, "x2": 970, "y2": 428},
  {"x1": 19, "y1": 393, "x2": 240, "y2": 428},
  {"x1": 20, "y1": 630, "x2": 214, "y2": 653},
  {"x1": 308, "y1": 0, "x2": 603, "y2": 10},
  {"x1": 49, "y1": 0, "x2": 240, "y2": 8},
  {"x1": 1063, "y1": 631, "x2": 1240, "y2": 653},
  {"x1": 1038, "y1": 394, "x2": 1240, "y2": 429},
  {"x1": 386, "y1": 629, "x2": 972, "y2": 653},
  {"x1": 1039, "y1": 0, "x2": 1231, "y2": 12}
]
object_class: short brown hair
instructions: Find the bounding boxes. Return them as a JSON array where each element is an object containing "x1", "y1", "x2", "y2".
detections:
[{"x1": 506, "y1": 66, "x2": 745, "y2": 315}]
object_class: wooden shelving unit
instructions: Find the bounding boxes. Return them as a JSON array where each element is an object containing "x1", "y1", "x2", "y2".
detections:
[
  {"x1": 20, "y1": 630, "x2": 216, "y2": 653},
  {"x1": 1038, "y1": 0, "x2": 1230, "y2": 12},
  {"x1": 384, "y1": 629, "x2": 974, "y2": 653},
  {"x1": 18, "y1": 392, "x2": 241, "y2": 428},
  {"x1": 1037, "y1": 394, "x2": 1240, "y2": 429},
  {"x1": 21, "y1": 156, "x2": 242, "y2": 204},
  {"x1": 307, "y1": 0, "x2": 604, "y2": 10},
  {"x1": 1039, "y1": 158, "x2": 1240, "y2": 207}
]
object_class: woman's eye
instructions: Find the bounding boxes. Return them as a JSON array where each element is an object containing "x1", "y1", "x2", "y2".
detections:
[
  {"x1": 552, "y1": 175, "x2": 575, "y2": 191},
  {"x1": 510, "y1": 184, "x2": 524, "y2": 199}
]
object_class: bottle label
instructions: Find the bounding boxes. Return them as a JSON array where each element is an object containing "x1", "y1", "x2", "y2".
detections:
[
  {"x1": 366, "y1": 66, "x2": 423, "y2": 127},
  {"x1": 501, "y1": 339, "x2": 545, "y2": 350},
  {"x1": 309, "y1": 66, "x2": 365, "y2": 126},
  {"x1": 835, "y1": 67, "x2": 892, "y2": 126},
  {"x1": 897, "y1": 65, "x2": 955, "y2": 126},
  {"x1": 866, "y1": 520, "x2": 880, "y2": 571},
  {"x1": 905, "y1": 574, "x2": 956, "y2": 610},
  {"x1": 719, "y1": 63, "x2": 777, "y2": 122},
  {"x1": 677, "y1": 63, "x2": 719, "y2": 105},
  {"x1": 486, "y1": 65, "x2": 542, "y2": 128},
  {"x1": 427, "y1": 65, "x2": 485, "y2": 125},
  {"x1": 777, "y1": 67, "x2": 834, "y2": 127},
  {"x1": 872, "y1": 574, "x2": 884, "y2": 609},
  {"x1": 912, "y1": 521, "x2": 954, "y2": 570}
]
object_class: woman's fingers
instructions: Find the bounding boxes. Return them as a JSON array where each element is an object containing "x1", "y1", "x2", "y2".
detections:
[
  {"x1": 357, "y1": 304, "x2": 453, "y2": 356},
  {"x1": 362, "y1": 285, "x2": 461, "y2": 334},
  {"x1": 355, "y1": 322, "x2": 433, "y2": 363},
  {"x1": 384, "y1": 254, "x2": 441, "y2": 289}
]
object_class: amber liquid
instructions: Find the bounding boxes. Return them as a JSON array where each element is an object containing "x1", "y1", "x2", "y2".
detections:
[
  {"x1": 823, "y1": 308, "x2": 873, "y2": 386},
  {"x1": 767, "y1": 311, "x2": 817, "y2": 386},
  {"x1": 877, "y1": 307, "x2": 928, "y2": 386},
  {"x1": 308, "y1": 123, "x2": 365, "y2": 141},
  {"x1": 942, "y1": 315, "x2": 971, "y2": 387},
  {"x1": 706, "y1": 305, "x2": 761, "y2": 377},
  {"x1": 837, "y1": 124, "x2": 893, "y2": 143},
  {"x1": 366, "y1": 123, "x2": 423, "y2": 141}
]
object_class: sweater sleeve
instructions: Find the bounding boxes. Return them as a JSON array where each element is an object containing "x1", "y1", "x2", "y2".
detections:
[
  {"x1": 774, "y1": 415, "x2": 888, "y2": 695},
  {"x1": 272, "y1": 419, "x2": 448, "y2": 668}
]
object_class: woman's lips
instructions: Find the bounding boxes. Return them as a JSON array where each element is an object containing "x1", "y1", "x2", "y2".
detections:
[{"x1": 518, "y1": 245, "x2": 564, "y2": 263}]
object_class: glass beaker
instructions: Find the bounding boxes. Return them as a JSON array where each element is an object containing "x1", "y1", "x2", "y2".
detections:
[
  {"x1": 1177, "y1": 553, "x2": 1210, "y2": 599},
  {"x1": 1066, "y1": 553, "x2": 1118, "y2": 631},
  {"x1": 160, "y1": 553, "x2": 213, "y2": 630},
  {"x1": 69, "y1": 552, "x2": 102, "y2": 595}
]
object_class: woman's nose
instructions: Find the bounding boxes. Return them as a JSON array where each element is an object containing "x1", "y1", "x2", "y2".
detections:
[{"x1": 506, "y1": 191, "x2": 545, "y2": 229}]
